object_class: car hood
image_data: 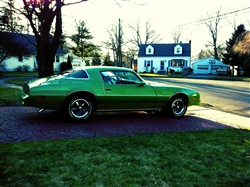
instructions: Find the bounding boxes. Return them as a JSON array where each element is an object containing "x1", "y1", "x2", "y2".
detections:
[
  {"x1": 148, "y1": 81, "x2": 198, "y2": 94},
  {"x1": 147, "y1": 81, "x2": 181, "y2": 89}
]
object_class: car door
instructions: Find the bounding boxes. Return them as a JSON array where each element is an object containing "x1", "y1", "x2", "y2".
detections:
[{"x1": 100, "y1": 70, "x2": 157, "y2": 110}]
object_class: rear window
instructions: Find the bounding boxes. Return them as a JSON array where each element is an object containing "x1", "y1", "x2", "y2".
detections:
[{"x1": 62, "y1": 69, "x2": 89, "y2": 78}]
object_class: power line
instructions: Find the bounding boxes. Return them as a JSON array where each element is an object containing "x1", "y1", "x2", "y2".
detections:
[{"x1": 171, "y1": 7, "x2": 250, "y2": 28}]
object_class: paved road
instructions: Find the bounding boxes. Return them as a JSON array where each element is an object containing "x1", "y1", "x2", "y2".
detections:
[{"x1": 144, "y1": 77, "x2": 250, "y2": 117}]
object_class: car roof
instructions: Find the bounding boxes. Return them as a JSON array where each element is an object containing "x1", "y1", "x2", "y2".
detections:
[{"x1": 81, "y1": 66, "x2": 134, "y2": 72}]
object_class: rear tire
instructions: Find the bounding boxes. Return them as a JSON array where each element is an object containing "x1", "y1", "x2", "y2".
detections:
[
  {"x1": 64, "y1": 94, "x2": 94, "y2": 122},
  {"x1": 164, "y1": 96, "x2": 187, "y2": 118}
]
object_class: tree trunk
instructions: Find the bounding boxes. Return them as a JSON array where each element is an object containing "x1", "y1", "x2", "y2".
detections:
[
  {"x1": 38, "y1": 62, "x2": 53, "y2": 78},
  {"x1": 36, "y1": 39, "x2": 55, "y2": 78},
  {"x1": 23, "y1": 0, "x2": 63, "y2": 78},
  {"x1": 37, "y1": 57, "x2": 54, "y2": 78}
]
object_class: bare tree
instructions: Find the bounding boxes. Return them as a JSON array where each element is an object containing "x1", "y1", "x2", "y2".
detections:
[
  {"x1": 196, "y1": 49, "x2": 211, "y2": 60},
  {"x1": 104, "y1": 18, "x2": 124, "y2": 67},
  {"x1": 104, "y1": 24, "x2": 117, "y2": 63},
  {"x1": 129, "y1": 18, "x2": 161, "y2": 49},
  {"x1": 200, "y1": 8, "x2": 224, "y2": 60},
  {"x1": 129, "y1": 18, "x2": 141, "y2": 48},
  {"x1": 227, "y1": 15, "x2": 237, "y2": 31},
  {"x1": 145, "y1": 20, "x2": 161, "y2": 45},
  {"x1": 171, "y1": 27, "x2": 183, "y2": 43},
  {"x1": 1, "y1": 0, "x2": 87, "y2": 78},
  {"x1": 123, "y1": 47, "x2": 137, "y2": 69},
  {"x1": 0, "y1": 0, "x2": 24, "y2": 32}
]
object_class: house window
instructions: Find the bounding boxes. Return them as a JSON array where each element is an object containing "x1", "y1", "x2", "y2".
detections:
[
  {"x1": 18, "y1": 55, "x2": 23, "y2": 62},
  {"x1": 174, "y1": 45, "x2": 182, "y2": 54},
  {"x1": 146, "y1": 45, "x2": 154, "y2": 54},
  {"x1": 171, "y1": 60, "x2": 184, "y2": 67},
  {"x1": 55, "y1": 55, "x2": 60, "y2": 62},
  {"x1": 197, "y1": 65, "x2": 208, "y2": 70}
]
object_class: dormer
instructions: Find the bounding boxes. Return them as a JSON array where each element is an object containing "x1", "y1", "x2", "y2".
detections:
[
  {"x1": 146, "y1": 45, "x2": 154, "y2": 55},
  {"x1": 174, "y1": 44, "x2": 182, "y2": 54}
]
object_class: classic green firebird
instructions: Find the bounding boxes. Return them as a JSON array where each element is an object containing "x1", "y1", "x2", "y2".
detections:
[{"x1": 20, "y1": 66, "x2": 200, "y2": 121}]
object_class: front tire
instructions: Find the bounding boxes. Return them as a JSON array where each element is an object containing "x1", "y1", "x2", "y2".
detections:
[
  {"x1": 164, "y1": 96, "x2": 187, "y2": 118},
  {"x1": 64, "y1": 94, "x2": 94, "y2": 122}
]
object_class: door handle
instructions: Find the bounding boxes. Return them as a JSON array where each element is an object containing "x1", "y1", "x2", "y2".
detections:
[{"x1": 105, "y1": 88, "x2": 112, "y2": 91}]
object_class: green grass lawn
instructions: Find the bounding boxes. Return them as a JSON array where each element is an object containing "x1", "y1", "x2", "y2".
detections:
[
  {"x1": 0, "y1": 71, "x2": 38, "y2": 77},
  {"x1": 1, "y1": 129, "x2": 249, "y2": 187},
  {"x1": 0, "y1": 86, "x2": 22, "y2": 106}
]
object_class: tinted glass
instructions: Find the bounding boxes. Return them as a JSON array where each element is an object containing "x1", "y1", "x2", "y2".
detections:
[{"x1": 66, "y1": 70, "x2": 89, "y2": 78}]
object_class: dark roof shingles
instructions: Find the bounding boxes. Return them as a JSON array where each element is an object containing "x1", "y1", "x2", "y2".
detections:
[
  {"x1": 2, "y1": 32, "x2": 65, "y2": 55},
  {"x1": 138, "y1": 43, "x2": 191, "y2": 57}
]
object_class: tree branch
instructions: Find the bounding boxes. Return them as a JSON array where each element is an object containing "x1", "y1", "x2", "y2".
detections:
[{"x1": 63, "y1": 0, "x2": 87, "y2": 7}]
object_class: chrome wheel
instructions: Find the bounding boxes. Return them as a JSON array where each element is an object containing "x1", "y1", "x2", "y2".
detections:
[
  {"x1": 164, "y1": 96, "x2": 187, "y2": 118},
  {"x1": 171, "y1": 98, "x2": 186, "y2": 116},
  {"x1": 65, "y1": 95, "x2": 94, "y2": 121}
]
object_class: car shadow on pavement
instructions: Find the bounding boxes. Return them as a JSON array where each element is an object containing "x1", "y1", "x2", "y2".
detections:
[{"x1": 0, "y1": 107, "x2": 233, "y2": 143}]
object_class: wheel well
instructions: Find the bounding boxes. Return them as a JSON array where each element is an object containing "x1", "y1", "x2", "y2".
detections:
[
  {"x1": 168, "y1": 93, "x2": 189, "y2": 105},
  {"x1": 63, "y1": 91, "x2": 98, "y2": 111}
]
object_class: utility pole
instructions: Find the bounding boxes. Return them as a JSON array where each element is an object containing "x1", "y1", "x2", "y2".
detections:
[{"x1": 117, "y1": 18, "x2": 122, "y2": 67}]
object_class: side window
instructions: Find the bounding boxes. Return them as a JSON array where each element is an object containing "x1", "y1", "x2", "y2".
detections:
[
  {"x1": 100, "y1": 71, "x2": 117, "y2": 84},
  {"x1": 116, "y1": 71, "x2": 141, "y2": 84},
  {"x1": 100, "y1": 70, "x2": 141, "y2": 85}
]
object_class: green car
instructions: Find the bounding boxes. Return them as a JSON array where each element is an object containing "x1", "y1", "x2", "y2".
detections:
[{"x1": 20, "y1": 66, "x2": 200, "y2": 121}]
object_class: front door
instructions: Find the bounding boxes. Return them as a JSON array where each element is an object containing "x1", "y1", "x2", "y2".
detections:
[{"x1": 101, "y1": 70, "x2": 157, "y2": 110}]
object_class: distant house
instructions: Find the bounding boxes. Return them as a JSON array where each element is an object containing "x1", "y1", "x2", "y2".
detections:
[
  {"x1": 0, "y1": 32, "x2": 66, "y2": 72},
  {"x1": 191, "y1": 57, "x2": 229, "y2": 75},
  {"x1": 64, "y1": 53, "x2": 106, "y2": 68},
  {"x1": 65, "y1": 53, "x2": 84, "y2": 69},
  {"x1": 137, "y1": 41, "x2": 191, "y2": 74}
]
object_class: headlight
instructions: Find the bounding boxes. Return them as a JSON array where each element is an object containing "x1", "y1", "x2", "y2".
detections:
[{"x1": 22, "y1": 84, "x2": 30, "y2": 95}]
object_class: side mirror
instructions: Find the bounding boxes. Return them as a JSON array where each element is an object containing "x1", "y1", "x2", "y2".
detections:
[{"x1": 139, "y1": 81, "x2": 146, "y2": 86}]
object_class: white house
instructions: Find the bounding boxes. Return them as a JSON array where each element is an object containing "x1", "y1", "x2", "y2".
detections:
[
  {"x1": 64, "y1": 53, "x2": 105, "y2": 69},
  {"x1": 137, "y1": 41, "x2": 191, "y2": 74},
  {"x1": 191, "y1": 57, "x2": 229, "y2": 75},
  {"x1": 65, "y1": 53, "x2": 84, "y2": 69},
  {"x1": 0, "y1": 32, "x2": 66, "y2": 72}
]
